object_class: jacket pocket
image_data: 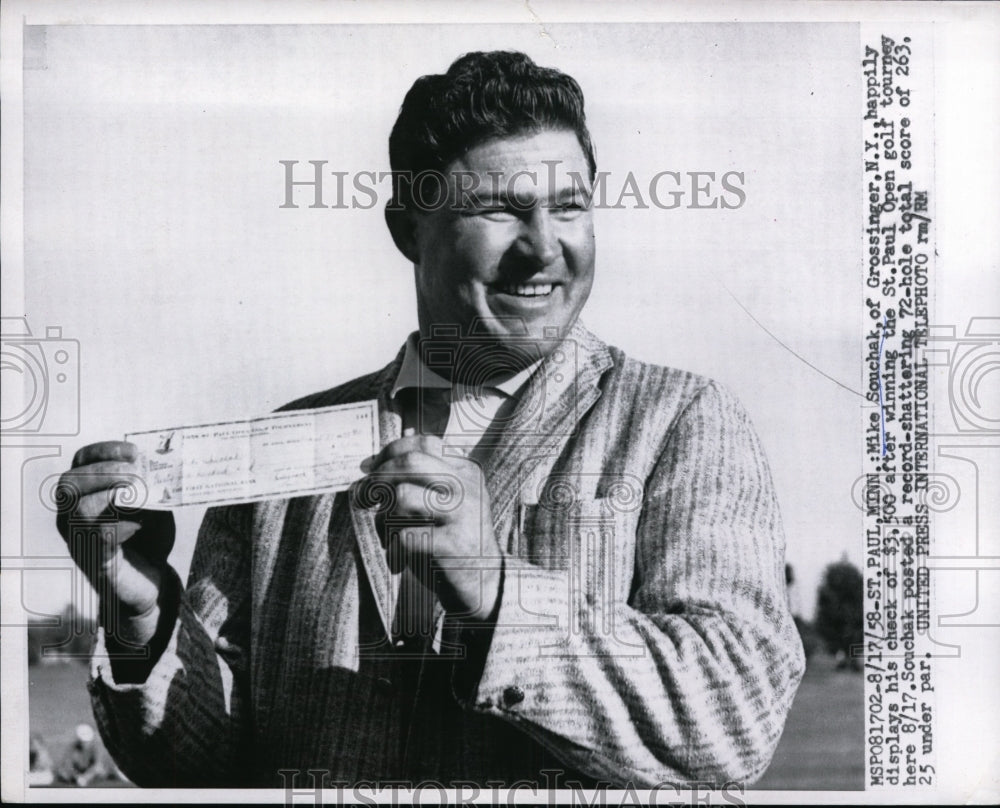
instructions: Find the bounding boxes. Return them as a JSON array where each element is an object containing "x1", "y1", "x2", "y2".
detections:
[{"x1": 514, "y1": 496, "x2": 640, "y2": 605}]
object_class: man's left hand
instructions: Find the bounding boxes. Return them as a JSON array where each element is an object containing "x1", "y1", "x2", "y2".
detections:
[{"x1": 360, "y1": 434, "x2": 502, "y2": 622}]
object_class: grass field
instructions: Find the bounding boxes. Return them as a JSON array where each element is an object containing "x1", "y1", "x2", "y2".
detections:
[
  {"x1": 29, "y1": 650, "x2": 862, "y2": 790},
  {"x1": 752, "y1": 651, "x2": 865, "y2": 790}
]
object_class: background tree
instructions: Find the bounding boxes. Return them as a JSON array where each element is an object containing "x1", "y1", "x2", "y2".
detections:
[
  {"x1": 27, "y1": 603, "x2": 97, "y2": 665},
  {"x1": 814, "y1": 557, "x2": 863, "y2": 669}
]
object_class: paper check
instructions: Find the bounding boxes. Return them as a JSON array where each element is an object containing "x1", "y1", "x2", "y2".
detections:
[{"x1": 121, "y1": 400, "x2": 379, "y2": 509}]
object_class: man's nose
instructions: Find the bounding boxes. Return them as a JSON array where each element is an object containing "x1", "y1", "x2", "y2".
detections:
[{"x1": 516, "y1": 208, "x2": 559, "y2": 266}]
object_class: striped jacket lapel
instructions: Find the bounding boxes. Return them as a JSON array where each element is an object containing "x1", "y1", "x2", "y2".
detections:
[
  {"x1": 474, "y1": 321, "x2": 614, "y2": 546},
  {"x1": 349, "y1": 348, "x2": 406, "y2": 640}
]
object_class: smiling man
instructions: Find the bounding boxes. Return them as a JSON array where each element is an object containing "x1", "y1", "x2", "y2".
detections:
[
  {"x1": 393, "y1": 127, "x2": 595, "y2": 370},
  {"x1": 58, "y1": 51, "x2": 804, "y2": 790}
]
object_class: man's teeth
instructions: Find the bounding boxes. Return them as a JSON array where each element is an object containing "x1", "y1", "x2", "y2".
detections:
[{"x1": 499, "y1": 283, "x2": 553, "y2": 297}]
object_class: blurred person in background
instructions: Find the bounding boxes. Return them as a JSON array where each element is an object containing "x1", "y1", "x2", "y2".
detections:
[
  {"x1": 54, "y1": 723, "x2": 105, "y2": 786},
  {"x1": 28, "y1": 733, "x2": 54, "y2": 786}
]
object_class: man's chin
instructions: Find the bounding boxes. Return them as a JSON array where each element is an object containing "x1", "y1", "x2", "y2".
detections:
[
  {"x1": 485, "y1": 310, "x2": 576, "y2": 341},
  {"x1": 446, "y1": 333, "x2": 564, "y2": 384},
  {"x1": 418, "y1": 313, "x2": 578, "y2": 381}
]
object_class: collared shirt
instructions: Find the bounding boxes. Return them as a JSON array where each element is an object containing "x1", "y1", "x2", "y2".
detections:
[{"x1": 389, "y1": 332, "x2": 540, "y2": 449}]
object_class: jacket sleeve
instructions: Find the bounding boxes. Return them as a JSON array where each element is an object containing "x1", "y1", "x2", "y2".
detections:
[
  {"x1": 456, "y1": 381, "x2": 805, "y2": 787},
  {"x1": 88, "y1": 504, "x2": 253, "y2": 786}
]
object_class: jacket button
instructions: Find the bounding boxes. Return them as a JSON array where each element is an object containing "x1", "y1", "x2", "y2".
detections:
[
  {"x1": 376, "y1": 676, "x2": 393, "y2": 694},
  {"x1": 502, "y1": 685, "x2": 525, "y2": 707}
]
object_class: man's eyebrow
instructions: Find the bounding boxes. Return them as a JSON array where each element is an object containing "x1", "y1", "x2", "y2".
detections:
[
  {"x1": 459, "y1": 181, "x2": 590, "y2": 209},
  {"x1": 465, "y1": 189, "x2": 513, "y2": 205},
  {"x1": 552, "y1": 186, "x2": 588, "y2": 203},
  {"x1": 463, "y1": 188, "x2": 536, "y2": 208}
]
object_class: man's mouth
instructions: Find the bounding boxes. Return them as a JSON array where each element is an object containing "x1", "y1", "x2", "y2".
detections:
[{"x1": 495, "y1": 282, "x2": 554, "y2": 297}]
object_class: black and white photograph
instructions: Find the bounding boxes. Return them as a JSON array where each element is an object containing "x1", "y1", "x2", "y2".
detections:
[{"x1": 1, "y1": 1, "x2": 997, "y2": 804}]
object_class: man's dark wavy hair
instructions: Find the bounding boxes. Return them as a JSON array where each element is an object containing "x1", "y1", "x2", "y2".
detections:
[{"x1": 388, "y1": 51, "x2": 597, "y2": 209}]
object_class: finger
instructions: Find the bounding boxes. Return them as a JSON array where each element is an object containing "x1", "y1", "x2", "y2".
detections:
[
  {"x1": 352, "y1": 472, "x2": 401, "y2": 513},
  {"x1": 377, "y1": 490, "x2": 435, "y2": 573},
  {"x1": 354, "y1": 456, "x2": 460, "y2": 518},
  {"x1": 61, "y1": 515, "x2": 137, "y2": 578},
  {"x1": 63, "y1": 517, "x2": 135, "y2": 559},
  {"x1": 58, "y1": 461, "x2": 140, "y2": 499},
  {"x1": 72, "y1": 441, "x2": 137, "y2": 468},
  {"x1": 363, "y1": 434, "x2": 443, "y2": 471},
  {"x1": 388, "y1": 518, "x2": 436, "y2": 569},
  {"x1": 72, "y1": 489, "x2": 119, "y2": 521},
  {"x1": 391, "y1": 481, "x2": 448, "y2": 521},
  {"x1": 61, "y1": 509, "x2": 175, "y2": 575},
  {"x1": 372, "y1": 483, "x2": 438, "y2": 539},
  {"x1": 56, "y1": 489, "x2": 140, "y2": 542},
  {"x1": 367, "y1": 453, "x2": 454, "y2": 487},
  {"x1": 378, "y1": 473, "x2": 464, "y2": 518}
]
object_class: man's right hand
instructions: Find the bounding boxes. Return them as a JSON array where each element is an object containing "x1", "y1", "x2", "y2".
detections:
[{"x1": 56, "y1": 441, "x2": 176, "y2": 651}]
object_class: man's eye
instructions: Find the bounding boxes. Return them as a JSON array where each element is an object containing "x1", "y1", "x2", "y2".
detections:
[
  {"x1": 467, "y1": 206, "x2": 516, "y2": 219},
  {"x1": 552, "y1": 201, "x2": 587, "y2": 215}
]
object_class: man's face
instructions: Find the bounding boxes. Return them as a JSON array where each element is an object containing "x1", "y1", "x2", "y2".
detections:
[{"x1": 408, "y1": 128, "x2": 595, "y2": 377}]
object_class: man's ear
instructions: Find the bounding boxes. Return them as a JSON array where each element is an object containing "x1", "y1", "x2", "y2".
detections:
[{"x1": 384, "y1": 204, "x2": 419, "y2": 264}]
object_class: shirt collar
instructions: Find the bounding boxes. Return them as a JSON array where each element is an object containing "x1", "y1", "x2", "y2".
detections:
[{"x1": 390, "y1": 331, "x2": 541, "y2": 400}]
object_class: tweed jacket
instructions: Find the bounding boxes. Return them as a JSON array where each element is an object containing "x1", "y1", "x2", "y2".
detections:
[{"x1": 88, "y1": 322, "x2": 805, "y2": 788}]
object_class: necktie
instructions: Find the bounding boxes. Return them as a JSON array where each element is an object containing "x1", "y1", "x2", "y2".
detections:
[
  {"x1": 391, "y1": 387, "x2": 450, "y2": 655},
  {"x1": 419, "y1": 387, "x2": 451, "y2": 439},
  {"x1": 397, "y1": 387, "x2": 451, "y2": 438}
]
